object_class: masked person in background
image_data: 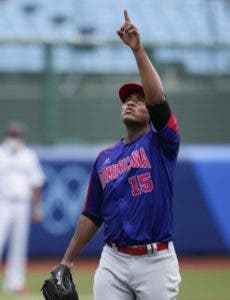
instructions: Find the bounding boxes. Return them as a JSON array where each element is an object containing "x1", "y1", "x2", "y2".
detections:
[{"x1": 0, "y1": 121, "x2": 45, "y2": 294}]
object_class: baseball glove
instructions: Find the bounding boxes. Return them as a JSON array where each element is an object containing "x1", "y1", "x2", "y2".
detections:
[{"x1": 41, "y1": 264, "x2": 79, "y2": 300}]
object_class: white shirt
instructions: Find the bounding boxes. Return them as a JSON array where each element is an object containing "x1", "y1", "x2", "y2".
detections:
[{"x1": 0, "y1": 142, "x2": 45, "y2": 202}]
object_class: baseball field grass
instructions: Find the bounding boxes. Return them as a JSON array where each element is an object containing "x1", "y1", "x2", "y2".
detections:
[{"x1": 0, "y1": 257, "x2": 230, "y2": 300}]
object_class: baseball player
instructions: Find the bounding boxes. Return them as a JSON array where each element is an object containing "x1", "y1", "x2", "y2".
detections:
[
  {"x1": 0, "y1": 121, "x2": 45, "y2": 294},
  {"x1": 42, "y1": 10, "x2": 181, "y2": 300}
]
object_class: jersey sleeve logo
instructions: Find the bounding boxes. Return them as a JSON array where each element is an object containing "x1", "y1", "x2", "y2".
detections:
[{"x1": 98, "y1": 147, "x2": 151, "y2": 188}]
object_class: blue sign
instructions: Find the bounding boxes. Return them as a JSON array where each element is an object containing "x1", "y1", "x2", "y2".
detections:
[{"x1": 28, "y1": 146, "x2": 230, "y2": 257}]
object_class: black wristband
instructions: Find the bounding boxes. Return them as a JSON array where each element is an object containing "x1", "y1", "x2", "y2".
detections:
[{"x1": 147, "y1": 100, "x2": 171, "y2": 130}]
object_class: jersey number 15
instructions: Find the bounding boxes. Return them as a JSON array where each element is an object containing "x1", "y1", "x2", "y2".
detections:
[{"x1": 128, "y1": 172, "x2": 154, "y2": 196}]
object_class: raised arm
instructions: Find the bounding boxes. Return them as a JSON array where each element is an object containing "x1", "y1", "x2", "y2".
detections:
[{"x1": 117, "y1": 10, "x2": 165, "y2": 106}]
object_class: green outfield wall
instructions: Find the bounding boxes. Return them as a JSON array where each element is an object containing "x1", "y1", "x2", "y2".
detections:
[{"x1": 0, "y1": 70, "x2": 229, "y2": 144}]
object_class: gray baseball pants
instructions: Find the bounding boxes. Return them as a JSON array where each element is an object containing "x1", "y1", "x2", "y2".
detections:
[{"x1": 93, "y1": 242, "x2": 181, "y2": 300}]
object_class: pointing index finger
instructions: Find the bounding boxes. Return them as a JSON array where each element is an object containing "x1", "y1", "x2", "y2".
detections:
[{"x1": 124, "y1": 9, "x2": 130, "y2": 23}]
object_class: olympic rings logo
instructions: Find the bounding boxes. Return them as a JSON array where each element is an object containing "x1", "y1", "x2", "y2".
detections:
[{"x1": 41, "y1": 163, "x2": 91, "y2": 236}]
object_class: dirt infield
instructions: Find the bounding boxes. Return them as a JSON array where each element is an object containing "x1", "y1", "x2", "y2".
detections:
[
  {"x1": 179, "y1": 256, "x2": 230, "y2": 270},
  {"x1": 27, "y1": 258, "x2": 99, "y2": 273},
  {"x1": 20, "y1": 255, "x2": 230, "y2": 273},
  {"x1": 1, "y1": 256, "x2": 230, "y2": 273}
]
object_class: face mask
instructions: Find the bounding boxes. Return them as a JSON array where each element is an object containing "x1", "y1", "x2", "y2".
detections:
[{"x1": 4, "y1": 137, "x2": 24, "y2": 152}]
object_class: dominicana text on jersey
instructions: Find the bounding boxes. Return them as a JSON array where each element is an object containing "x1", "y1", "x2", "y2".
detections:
[{"x1": 83, "y1": 113, "x2": 180, "y2": 245}]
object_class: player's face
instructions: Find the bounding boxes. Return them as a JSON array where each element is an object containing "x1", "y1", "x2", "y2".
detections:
[{"x1": 121, "y1": 92, "x2": 150, "y2": 126}]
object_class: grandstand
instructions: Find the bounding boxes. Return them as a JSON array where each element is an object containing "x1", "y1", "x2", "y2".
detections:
[
  {"x1": 0, "y1": 0, "x2": 229, "y2": 74},
  {"x1": 0, "y1": 0, "x2": 229, "y2": 144}
]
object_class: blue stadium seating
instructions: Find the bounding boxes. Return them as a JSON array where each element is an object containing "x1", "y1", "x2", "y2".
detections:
[{"x1": 0, "y1": 0, "x2": 229, "y2": 74}]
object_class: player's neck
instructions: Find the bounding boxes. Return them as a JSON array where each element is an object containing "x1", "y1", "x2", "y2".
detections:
[{"x1": 124, "y1": 125, "x2": 149, "y2": 143}]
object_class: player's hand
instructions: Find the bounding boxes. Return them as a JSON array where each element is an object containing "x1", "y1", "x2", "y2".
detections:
[
  {"x1": 117, "y1": 10, "x2": 142, "y2": 51},
  {"x1": 32, "y1": 205, "x2": 42, "y2": 223},
  {"x1": 41, "y1": 264, "x2": 79, "y2": 300}
]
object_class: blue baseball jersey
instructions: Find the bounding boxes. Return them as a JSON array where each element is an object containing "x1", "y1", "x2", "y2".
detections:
[{"x1": 83, "y1": 112, "x2": 180, "y2": 246}]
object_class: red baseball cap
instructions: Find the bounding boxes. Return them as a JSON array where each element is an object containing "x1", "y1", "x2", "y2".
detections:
[{"x1": 119, "y1": 82, "x2": 144, "y2": 103}]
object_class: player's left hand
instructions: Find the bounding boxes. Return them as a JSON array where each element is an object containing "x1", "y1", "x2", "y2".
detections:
[
  {"x1": 41, "y1": 264, "x2": 79, "y2": 300},
  {"x1": 117, "y1": 10, "x2": 142, "y2": 51}
]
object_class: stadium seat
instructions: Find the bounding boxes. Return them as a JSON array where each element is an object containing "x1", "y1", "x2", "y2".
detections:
[{"x1": 0, "y1": 0, "x2": 229, "y2": 74}]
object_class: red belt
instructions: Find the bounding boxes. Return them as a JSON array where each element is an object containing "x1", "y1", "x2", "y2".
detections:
[{"x1": 107, "y1": 242, "x2": 169, "y2": 256}]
